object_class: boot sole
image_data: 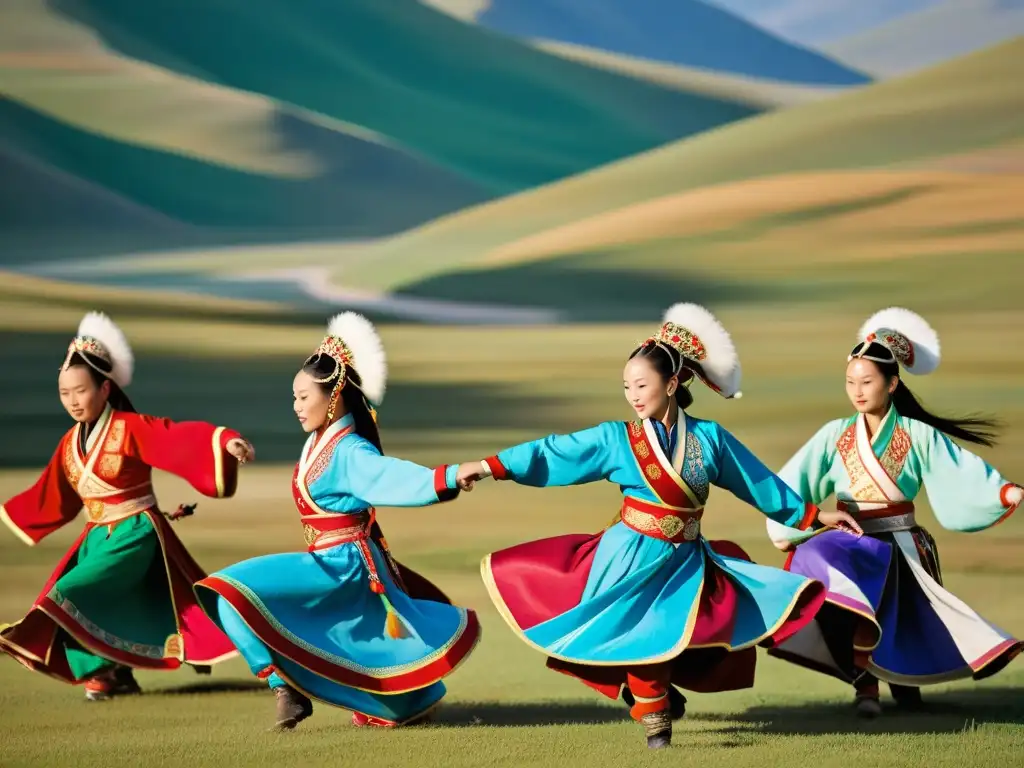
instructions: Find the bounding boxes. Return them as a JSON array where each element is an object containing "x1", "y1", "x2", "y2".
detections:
[
  {"x1": 272, "y1": 707, "x2": 313, "y2": 731},
  {"x1": 647, "y1": 734, "x2": 672, "y2": 749}
]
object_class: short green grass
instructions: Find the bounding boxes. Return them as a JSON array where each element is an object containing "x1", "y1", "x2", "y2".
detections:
[
  {"x1": 2, "y1": 465, "x2": 1023, "y2": 768},
  {"x1": 1, "y1": 296, "x2": 1023, "y2": 766}
]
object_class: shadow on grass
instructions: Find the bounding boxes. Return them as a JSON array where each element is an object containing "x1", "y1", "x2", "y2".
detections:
[
  {"x1": 435, "y1": 701, "x2": 626, "y2": 727},
  {"x1": 131, "y1": 685, "x2": 1024, "y2": 732},
  {"x1": 147, "y1": 680, "x2": 268, "y2": 696},
  {"x1": 140, "y1": 685, "x2": 626, "y2": 725},
  {"x1": 691, "y1": 686, "x2": 1024, "y2": 736}
]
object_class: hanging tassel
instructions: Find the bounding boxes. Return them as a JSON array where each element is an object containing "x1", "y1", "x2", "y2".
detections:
[
  {"x1": 368, "y1": 406, "x2": 378, "y2": 424},
  {"x1": 379, "y1": 593, "x2": 408, "y2": 639}
]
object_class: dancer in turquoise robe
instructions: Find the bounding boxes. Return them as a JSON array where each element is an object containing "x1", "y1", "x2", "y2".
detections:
[
  {"x1": 458, "y1": 303, "x2": 837, "y2": 749},
  {"x1": 197, "y1": 312, "x2": 480, "y2": 730}
]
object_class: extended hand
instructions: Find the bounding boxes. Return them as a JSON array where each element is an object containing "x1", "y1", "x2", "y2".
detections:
[
  {"x1": 456, "y1": 462, "x2": 486, "y2": 491},
  {"x1": 1006, "y1": 485, "x2": 1023, "y2": 507},
  {"x1": 817, "y1": 509, "x2": 863, "y2": 536},
  {"x1": 227, "y1": 438, "x2": 256, "y2": 464}
]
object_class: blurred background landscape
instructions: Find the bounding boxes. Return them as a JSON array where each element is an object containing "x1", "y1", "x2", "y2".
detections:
[{"x1": 1, "y1": 2, "x2": 1023, "y2": 766}]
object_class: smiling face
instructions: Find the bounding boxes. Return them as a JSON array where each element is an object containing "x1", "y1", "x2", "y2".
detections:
[
  {"x1": 292, "y1": 370, "x2": 333, "y2": 433},
  {"x1": 58, "y1": 365, "x2": 110, "y2": 423},
  {"x1": 845, "y1": 357, "x2": 897, "y2": 416},
  {"x1": 623, "y1": 355, "x2": 676, "y2": 420}
]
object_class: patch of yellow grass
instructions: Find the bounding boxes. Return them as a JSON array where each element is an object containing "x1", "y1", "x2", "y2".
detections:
[
  {"x1": 482, "y1": 170, "x2": 1024, "y2": 266},
  {"x1": 913, "y1": 140, "x2": 1024, "y2": 174},
  {"x1": 308, "y1": 39, "x2": 1024, "y2": 293},
  {"x1": 0, "y1": 271, "x2": 282, "y2": 318}
]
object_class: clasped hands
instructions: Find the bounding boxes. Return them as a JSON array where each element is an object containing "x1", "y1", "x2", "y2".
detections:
[{"x1": 455, "y1": 462, "x2": 488, "y2": 491}]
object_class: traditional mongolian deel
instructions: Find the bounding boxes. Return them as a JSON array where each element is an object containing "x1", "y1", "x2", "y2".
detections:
[
  {"x1": 195, "y1": 313, "x2": 480, "y2": 727},
  {"x1": 480, "y1": 304, "x2": 827, "y2": 707},
  {"x1": 0, "y1": 313, "x2": 241, "y2": 688},
  {"x1": 767, "y1": 308, "x2": 1022, "y2": 686}
]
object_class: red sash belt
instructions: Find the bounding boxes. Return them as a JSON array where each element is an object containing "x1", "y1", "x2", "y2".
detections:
[
  {"x1": 619, "y1": 496, "x2": 703, "y2": 543},
  {"x1": 300, "y1": 509, "x2": 395, "y2": 595},
  {"x1": 302, "y1": 511, "x2": 371, "y2": 551}
]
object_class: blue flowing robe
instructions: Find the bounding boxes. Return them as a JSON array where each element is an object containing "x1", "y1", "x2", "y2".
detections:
[
  {"x1": 196, "y1": 415, "x2": 480, "y2": 724},
  {"x1": 481, "y1": 411, "x2": 825, "y2": 691}
]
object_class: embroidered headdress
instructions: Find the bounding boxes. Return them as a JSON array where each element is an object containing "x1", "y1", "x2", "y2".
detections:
[
  {"x1": 302, "y1": 312, "x2": 388, "y2": 422},
  {"x1": 643, "y1": 303, "x2": 742, "y2": 399},
  {"x1": 850, "y1": 307, "x2": 940, "y2": 376},
  {"x1": 60, "y1": 311, "x2": 134, "y2": 388}
]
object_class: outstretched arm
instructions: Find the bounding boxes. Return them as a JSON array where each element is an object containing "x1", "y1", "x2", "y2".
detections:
[
  {"x1": 333, "y1": 441, "x2": 460, "y2": 508},
  {"x1": 462, "y1": 423, "x2": 619, "y2": 489},
  {"x1": 915, "y1": 422, "x2": 1021, "y2": 532},
  {"x1": 125, "y1": 414, "x2": 246, "y2": 499},
  {"x1": 711, "y1": 425, "x2": 822, "y2": 531},
  {"x1": 1, "y1": 437, "x2": 82, "y2": 545}
]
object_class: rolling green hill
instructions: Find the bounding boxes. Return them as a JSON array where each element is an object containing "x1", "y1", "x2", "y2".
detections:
[
  {"x1": 0, "y1": 1, "x2": 494, "y2": 255},
  {"x1": 0, "y1": 0, "x2": 787, "y2": 258},
  {"x1": 0, "y1": 98, "x2": 505, "y2": 270},
  {"x1": 318, "y1": 37, "x2": 1024, "y2": 293},
  {"x1": 50, "y1": 0, "x2": 763, "y2": 193},
  {"x1": 36, "y1": 39, "x2": 1023, "y2": 323}
]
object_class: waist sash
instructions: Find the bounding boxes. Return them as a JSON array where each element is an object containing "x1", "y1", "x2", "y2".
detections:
[
  {"x1": 620, "y1": 496, "x2": 702, "y2": 543},
  {"x1": 300, "y1": 509, "x2": 403, "y2": 595},
  {"x1": 301, "y1": 511, "x2": 372, "y2": 551},
  {"x1": 81, "y1": 482, "x2": 157, "y2": 525},
  {"x1": 837, "y1": 500, "x2": 916, "y2": 534}
]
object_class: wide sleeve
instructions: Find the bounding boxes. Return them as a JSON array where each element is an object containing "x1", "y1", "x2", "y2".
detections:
[
  {"x1": 334, "y1": 440, "x2": 460, "y2": 508},
  {"x1": 0, "y1": 436, "x2": 82, "y2": 546},
  {"x1": 707, "y1": 423, "x2": 819, "y2": 530},
  {"x1": 913, "y1": 421, "x2": 1021, "y2": 532},
  {"x1": 482, "y1": 422, "x2": 618, "y2": 488},
  {"x1": 124, "y1": 413, "x2": 243, "y2": 499},
  {"x1": 766, "y1": 420, "x2": 844, "y2": 548}
]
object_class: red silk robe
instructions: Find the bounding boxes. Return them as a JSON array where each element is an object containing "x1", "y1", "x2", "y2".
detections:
[{"x1": 0, "y1": 406, "x2": 242, "y2": 682}]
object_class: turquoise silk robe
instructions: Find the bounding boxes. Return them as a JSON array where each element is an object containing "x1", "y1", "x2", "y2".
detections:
[
  {"x1": 197, "y1": 415, "x2": 480, "y2": 724},
  {"x1": 482, "y1": 411, "x2": 824, "y2": 677}
]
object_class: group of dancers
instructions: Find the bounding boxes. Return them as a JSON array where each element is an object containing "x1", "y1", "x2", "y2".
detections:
[{"x1": 1, "y1": 304, "x2": 1020, "y2": 750}]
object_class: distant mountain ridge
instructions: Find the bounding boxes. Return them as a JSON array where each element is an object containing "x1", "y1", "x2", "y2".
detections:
[
  {"x1": 705, "y1": 0, "x2": 940, "y2": 45},
  {"x1": 471, "y1": 0, "x2": 871, "y2": 84},
  {"x1": 1, "y1": 0, "x2": 770, "y2": 253},
  {"x1": 424, "y1": 0, "x2": 870, "y2": 85},
  {"x1": 824, "y1": 0, "x2": 1024, "y2": 76}
]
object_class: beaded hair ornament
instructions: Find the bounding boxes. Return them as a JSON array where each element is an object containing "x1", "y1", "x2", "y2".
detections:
[
  {"x1": 60, "y1": 311, "x2": 134, "y2": 389},
  {"x1": 640, "y1": 303, "x2": 743, "y2": 400},
  {"x1": 303, "y1": 312, "x2": 388, "y2": 423},
  {"x1": 849, "y1": 307, "x2": 941, "y2": 376}
]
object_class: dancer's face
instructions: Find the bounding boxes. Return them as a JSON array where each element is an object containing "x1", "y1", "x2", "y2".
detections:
[
  {"x1": 58, "y1": 365, "x2": 110, "y2": 423},
  {"x1": 293, "y1": 370, "x2": 331, "y2": 433},
  {"x1": 845, "y1": 358, "x2": 897, "y2": 416},
  {"x1": 623, "y1": 356, "x2": 675, "y2": 420}
]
